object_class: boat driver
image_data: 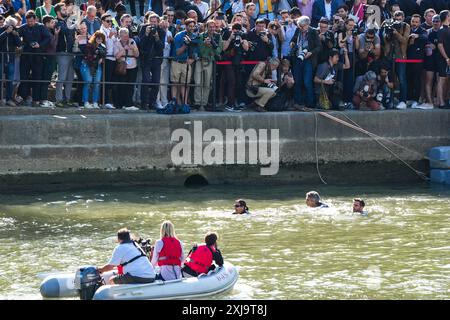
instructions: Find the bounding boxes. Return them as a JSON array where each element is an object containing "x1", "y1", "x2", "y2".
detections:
[{"x1": 98, "y1": 228, "x2": 156, "y2": 284}]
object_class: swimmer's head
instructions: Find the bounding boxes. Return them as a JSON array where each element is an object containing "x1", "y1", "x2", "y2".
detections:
[
  {"x1": 353, "y1": 198, "x2": 365, "y2": 213},
  {"x1": 306, "y1": 191, "x2": 321, "y2": 207}
]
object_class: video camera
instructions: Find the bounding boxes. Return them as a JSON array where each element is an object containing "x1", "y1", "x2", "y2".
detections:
[
  {"x1": 136, "y1": 237, "x2": 153, "y2": 256},
  {"x1": 381, "y1": 19, "x2": 403, "y2": 39},
  {"x1": 233, "y1": 30, "x2": 243, "y2": 47}
]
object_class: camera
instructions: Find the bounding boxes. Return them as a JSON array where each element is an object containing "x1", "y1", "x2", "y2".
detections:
[
  {"x1": 147, "y1": 25, "x2": 157, "y2": 36},
  {"x1": 281, "y1": 21, "x2": 288, "y2": 26},
  {"x1": 352, "y1": 28, "x2": 359, "y2": 37},
  {"x1": 259, "y1": 31, "x2": 268, "y2": 38},
  {"x1": 208, "y1": 35, "x2": 219, "y2": 49},
  {"x1": 362, "y1": 85, "x2": 370, "y2": 98},
  {"x1": 297, "y1": 48, "x2": 308, "y2": 61},
  {"x1": 266, "y1": 81, "x2": 279, "y2": 92},
  {"x1": 234, "y1": 30, "x2": 243, "y2": 47},
  {"x1": 381, "y1": 19, "x2": 403, "y2": 39},
  {"x1": 136, "y1": 238, "x2": 153, "y2": 255}
]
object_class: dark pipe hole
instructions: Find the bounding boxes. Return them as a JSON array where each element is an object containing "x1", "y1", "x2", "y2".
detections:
[{"x1": 184, "y1": 174, "x2": 209, "y2": 188}]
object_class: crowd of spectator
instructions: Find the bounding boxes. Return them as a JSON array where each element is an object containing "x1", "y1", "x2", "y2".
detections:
[{"x1": 0, "y1": 0, "x2": 449, "y2": 112}]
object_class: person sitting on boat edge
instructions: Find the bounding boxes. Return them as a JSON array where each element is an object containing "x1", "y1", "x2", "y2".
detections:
[
  {"x1": 181, "y1": 232, "x2": 224, "y2": 278},
  {"x1": 353, "y1": 198, "x2": 368, "y2": 216},
  {"x1": 232, "y1": 199, "x2": 250, "y2": 214},
  {"x1": 305, "y1": 191, "x2": 329, "y2": 208},
  {"x1": 151, "y1": 220, "x2": 184, "y2": 281},
  {"x1": 98, "y1": 228, "x2": 156, "y2": 284}
]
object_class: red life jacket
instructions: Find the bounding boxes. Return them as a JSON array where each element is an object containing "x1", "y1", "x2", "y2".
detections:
[
  {"x1": 184, "y1": 244, "x2": 215, "y2": 274},
  {"x1": 117, "y1": 265, "x2": 124, "y2": 275},
  {"x1": 158, "y1": 237, "x2": 182, "y2": 266}
]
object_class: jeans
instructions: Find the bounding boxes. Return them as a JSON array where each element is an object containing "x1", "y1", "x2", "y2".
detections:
[
  {"x1": 293, "y1": 58, "x2": 314, "y2": 106},
  {"x1": 40, "y1": 56, "x2": 56, "y2": 101},
  {"x1": 395, "y1": 62, "x2": 407, "y2": 103},
  {"x1": 80, "y1": 61, "x2": 102, "y2": 103},
  {"x1": 1, "y1": 57, "x2": 15, "y2": 101},
  {"x1": 342, "y1": 53, "x2": 354, "y2": 103},
  {"x1": 141, "y1": 58, "x2": 162, "y2": 107}
]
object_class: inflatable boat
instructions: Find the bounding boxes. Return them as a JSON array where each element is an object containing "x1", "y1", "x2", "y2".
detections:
[{"x1": 40, "y1": 262, "x2": 238, "y2": 300}]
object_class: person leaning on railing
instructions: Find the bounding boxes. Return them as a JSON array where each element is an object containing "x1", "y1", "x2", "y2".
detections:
[
  {"x1": 17, "y1": 10, "x2": 51, "y2": 107},
  {"x1": 0, "y1": 15, "x2": 22, "y2": 107}
]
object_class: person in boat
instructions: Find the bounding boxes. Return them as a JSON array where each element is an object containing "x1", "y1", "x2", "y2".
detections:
[
  {"x1": 232, "y1": 199, "x2": 250, "y2": 214},
  {"x1": 181, "y1": 232, "x2": 224, "y2": 278},
  {"x1": 98, "y1": 228, "x2": 156, "y2": 284},
  {"x1": 305, "y1": 191, "x2": 329, "y2": 208},
  {"x1": 353, "y1": 198, "x2": 368, "y2": 216},
  {"x1": 151, "y1": 220, "x2": 184, "y2": 281}
]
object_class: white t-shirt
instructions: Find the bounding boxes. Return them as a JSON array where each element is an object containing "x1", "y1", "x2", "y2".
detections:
[
  {"x1": 151, "y1": 238, "x2": 185, "y2": 280},
  {"x1": 108, "y1": 243, "x2": 156, "y2": 278},
  {"x1": 163, "y1": 30, "x2": 173, "y2": 58},
  {"x1": 325, "y1": 1, "x2": 332, "y2": 20},
  {"x1": 192, "y1": 1, "x2": 209, "y2": 20}
]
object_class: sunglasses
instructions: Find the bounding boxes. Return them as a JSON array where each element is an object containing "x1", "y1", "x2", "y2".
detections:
[
  {"x1": 105, "y1": 20, "x2": 112, "y2": 23},
  {"x1": 234, "y1": 204, "x2": 242, "y2": 208}
]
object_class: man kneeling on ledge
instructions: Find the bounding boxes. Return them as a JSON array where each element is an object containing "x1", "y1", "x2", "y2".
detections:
[
  {"x1": 246, "y1": 57, "x2": 280, "y2": 112},
  {"x1": 182, "y1": 232, "x2": 224, "y2": 278},
  {"x1": 98, "y1": 228, "x2": 156, "y2": 284}
]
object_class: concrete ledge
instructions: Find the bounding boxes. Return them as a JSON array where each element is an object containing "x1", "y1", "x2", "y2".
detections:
[{"x1": 0, "y1": 109, "x2": 449, "y2": 191}]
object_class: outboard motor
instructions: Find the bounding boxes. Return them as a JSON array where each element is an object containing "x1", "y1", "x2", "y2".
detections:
[{"x1": 75, "y1": 266, "x2": 103, "y2": 300}]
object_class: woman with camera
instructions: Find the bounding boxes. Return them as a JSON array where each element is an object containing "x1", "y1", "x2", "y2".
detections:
[
  {"x1": 114, "y1": 27, "x2": 139, "y2": 109},
  {"x1": 151, "y1": 220, "x2": 184, "y2": 281},
  {"x1": 80, "y1": 30, "x2": 106, "y2": 109}
]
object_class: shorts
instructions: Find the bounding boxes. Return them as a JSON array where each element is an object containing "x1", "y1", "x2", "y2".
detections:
[
  {"x1": 423, "y1": 55, "x2": 439, "y2": 72},
  {"x1": 112, "y1": 273, "x2": 155, "y2": 284},
  {"x1": 437, "y1": 56, "x2": 450, "y2": 77},
  {"x1": 170, "y1": 60, "x2": 193, "y2": 83}
]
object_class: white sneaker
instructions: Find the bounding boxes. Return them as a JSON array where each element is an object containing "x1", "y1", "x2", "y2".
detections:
[
  {"x1": 395, "y1": 101, "x2": 407, "y2": 109},
  {"x1": 124, "y1": 106, "x2": 139, "y2": 111},
  {"x1": 104, "y1": 103, "x2": 115, "y2": 109},
  {"x1": 84, "y1": 102, "x2": 94, "y2": 109},
  {"x1": 154, "y1": 101, "x2": 163, "y2": 109},
  {"x1": 40, "y1": 100, "x2": 53, "y2": 108},
  {"x1": 410, "y1": 101, "x2": 419, "y2": 109},
  {"x1": 416, "y1": 103, "x2": 434, "y2": 110},
  {"x1": 92, "y1": 103, "x2": 100, "y2": 109}
]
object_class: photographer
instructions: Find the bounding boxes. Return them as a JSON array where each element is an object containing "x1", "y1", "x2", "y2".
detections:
[
  {"x1": 17, "y1": 10, "x2": 51, "y2": 107},
  {"x1": 171, "y1": 18, "x2": 199, "y2": 108},
  {"x1": 357, "y1": 28, "x2": 381, "y2": 74},
  {"x1": 290, "y1": 15, "x2": 322, "y2": 109},
  {"x1": 220, "y1": 22, "x2": 250, "y2": 111},
  {"x1": 314, "y1": 47, "x2": 350, "y2": 109},
  {"x1": 376, "y1": 63, "x2": 394, "y2": 109},
  {"x1": 279, "y1": 9, "x2": 296, "y2": 59},
  {"x1": 337, "y1": 18, "x2": 357, "y2": 103},
  {"x1": 81, "y1": 31, "x2": 106, "y2": 109},
  {"x1": 245, "y1": 57, "x2": 280, "y2": 112},
  {"x1": 407, "y1": 14, "x2": 427, "y2": 108},
  {"x1": 0, "y1": 15, "x2": 21, "y2": 107},
  {"x1": 352, "y1": 70, "x2": 382, "y2": 110},
  {"x1": 193, "y1": 19, "x2": 222, "y2": 111},
  {"x1": 382, "y1": 10, "x2": 410, "y2": 109},
  {"x1": 317, "y1": 17, "x2": 335, "y2": 64},
  {"x1": 139, "y1": 13, "x2": 166, "y2": 110},
  {"x1": 114, "y1": 27, "x2": 139, "y2": 109},
  {"x1": 246, "y1": 18, "x2": 274, "y2": 62},
  {"x1": 268, "y1": 20, "x2": 284, "y2": 60},
  {"x1": 55, "y1": 2, "x2": 76, "y2": 107},
  {"x1": 81, "y1": 5, "x2": 100, "y2": 35},
  {"x1": 39, "y1": 15, "x2": 58, "y2": 108}
]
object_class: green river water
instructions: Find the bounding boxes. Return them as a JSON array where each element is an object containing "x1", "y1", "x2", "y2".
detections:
[{"x1": 0, "y1": 183, "x2": 449, "y2": 300}]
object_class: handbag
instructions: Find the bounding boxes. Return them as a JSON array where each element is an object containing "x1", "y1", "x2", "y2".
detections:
[
  {"x1": 318, "y1": 83, "x2": 331, "y2": 110},
  {"x1": 115, "y1": 47, "x2": 128, "y2": 75}
]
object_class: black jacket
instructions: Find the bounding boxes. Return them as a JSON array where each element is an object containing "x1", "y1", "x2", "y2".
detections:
[
  {"x1": 55, "y1": 18, "x2": 75, "y2": 53},
  {"x1": 18, "y1": 23, "x2": 51, "y2": 53},
  {"x1": 407, "y1": 26, "x2": 428, "y2": 59},
  {"x1": 138, "y1": 25, "x2": 166, "y2": 61},
  {"x1": 290, "y1": 27, "x2": 322, "y2": 67},
  {"x1": 0, "y1": 27, "x2": 22, "y2": 63},
  {"x1": 246, "y1": 29, "x2": 274, "y2": 62}
]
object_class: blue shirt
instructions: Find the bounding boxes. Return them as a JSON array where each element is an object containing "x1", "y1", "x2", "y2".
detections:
[{"x1": 172, "y1": 30, "x2": 199, "y2": 62}]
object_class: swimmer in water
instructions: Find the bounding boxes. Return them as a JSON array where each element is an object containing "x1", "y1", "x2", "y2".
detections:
[
  {"x1": 305, "y1": 191, "x2": 329, "y2": 208},
  {"x1": 353, "y1": 198, "x2": 368, "y2": 216},
  {"x1": 232, "y1": 199, "x2": 250, "y2": 214}
]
